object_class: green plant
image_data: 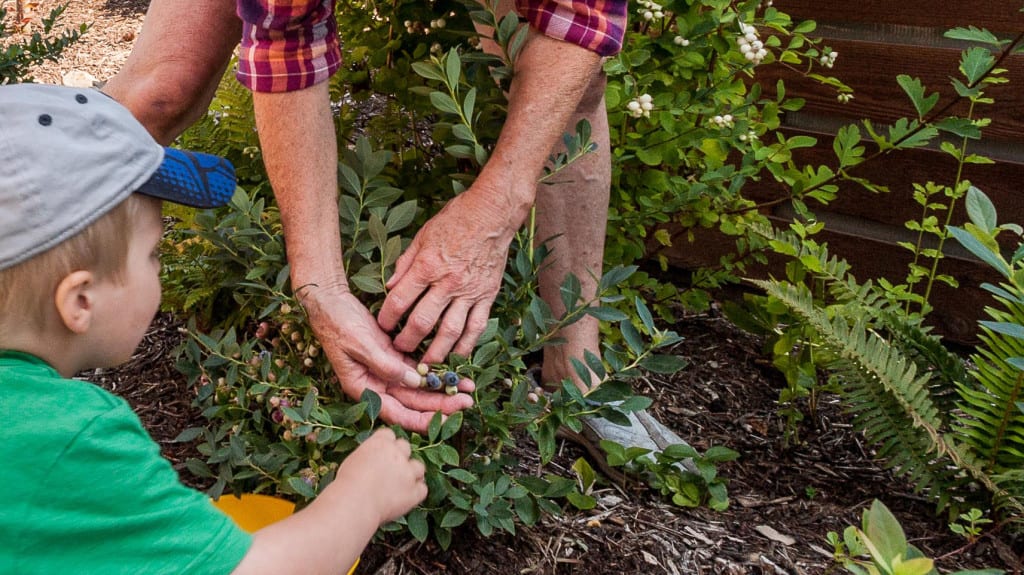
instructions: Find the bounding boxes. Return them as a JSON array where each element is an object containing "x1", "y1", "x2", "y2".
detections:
[
  {"x1": 0, "y1": 2, "x2": 86, "y2": 84},
  {"x1": 720, "y1": 19, "x2": 1019, "y2": 446},
  {"x1": 949, "y1": 508, "x2": 993, "y2": 544},
  {"x1": 827, "y1": 500, "x2": 1004, "y2": 575}
]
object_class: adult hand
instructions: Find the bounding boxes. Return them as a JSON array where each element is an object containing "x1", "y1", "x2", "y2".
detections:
[
  {"x1": 379, "y1": 185, "x2": 527, "y2": 364},
  {"x1": 301, "y1": 284, "x2": 475, "y2": 434}
]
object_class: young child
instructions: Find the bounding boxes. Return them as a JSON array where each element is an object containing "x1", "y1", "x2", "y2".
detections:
[{"x1": 0, "y1": 83, "x2": 427, "y2": 574}]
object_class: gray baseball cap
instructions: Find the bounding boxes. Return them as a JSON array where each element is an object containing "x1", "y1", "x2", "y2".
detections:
[{"x1": 0, "y1": 83, "x2": 237, "y2": 271}]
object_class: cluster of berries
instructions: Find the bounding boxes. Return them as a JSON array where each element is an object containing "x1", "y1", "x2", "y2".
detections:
[
  {"x1": 636, "y1": 0, "x2": 666, "y2": 21},
  {"x1": 626, "y1": 93, "x2": 654, "y2": 118},
  {"x1": 836, "y1": 93, "x2": 854, "y2": 104},
  {"x1": 819, "y1": 49, "x2": 839, "y2": 69},
  {"x1": 737, "y1": 22, "x2": 768, "y2": 65},
  {"x1": 419, "y1": 363, "x2": 460, "y2": 395},
  {"x1": 710, "y1": 113, "x2": 734, "y2": 129}
]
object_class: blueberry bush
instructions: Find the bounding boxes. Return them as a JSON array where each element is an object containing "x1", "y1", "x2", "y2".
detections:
[{"x1": 161, "y1": 0, "x2": 896, "y2": 549}]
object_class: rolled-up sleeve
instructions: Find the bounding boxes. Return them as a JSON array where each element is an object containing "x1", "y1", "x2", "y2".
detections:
[
  {"x1": 515, "y1": 0, "x2": 627, "y2": 57},
  {"x1": 236, "y1": 0, "x2": 343, "y2": 92}
]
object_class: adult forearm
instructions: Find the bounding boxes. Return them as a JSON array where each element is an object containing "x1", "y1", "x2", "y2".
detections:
[
  {"x1": 471, "y1": 31, "x2": 603, "y2": 230},
  {"x1": 252, "y1": 83, "x2": 346, "y2": 292}
]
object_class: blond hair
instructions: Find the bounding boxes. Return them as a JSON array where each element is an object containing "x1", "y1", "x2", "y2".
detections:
[{"x1": 0, "y1": 194, "x2": 149, "y2": 332}]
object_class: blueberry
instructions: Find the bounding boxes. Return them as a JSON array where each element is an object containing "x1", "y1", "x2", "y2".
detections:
[
  {"x1": 425, "y1": 372, "x2": 442, "y2": 390},
  {"x1": 443, "y1": 371, "x2": 459, "y2": 387}
]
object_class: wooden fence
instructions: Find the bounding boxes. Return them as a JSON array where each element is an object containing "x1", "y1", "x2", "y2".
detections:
[{"x1": 653, "y1": 1, "x2": 1024, "y2": 344}]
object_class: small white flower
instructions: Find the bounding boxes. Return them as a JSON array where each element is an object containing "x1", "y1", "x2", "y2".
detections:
[
  {"x1": 654, "y1": 11, "x2": 664, "y2": 18},
  {"x1": 643, "y1": 10, "x2": 654, "y2": 20},
  {"x1": 627, "y1": 100, "x2": 641, "y2": 112},
  {"x1": 641, "y1": 101, "x2": 654, "y2": 111},
  {"x1": 638, "y1": 93, "x2": 653, "y2": 105},
  {"x1": 434, "y1": 17, "x2": 446, "y2": 28},
  {"x1": 403, "y1": 20, "x2": 412, "y2": 27},
  {"x1": 673, "y1": 35, "x2": 690, "y2": 46}
]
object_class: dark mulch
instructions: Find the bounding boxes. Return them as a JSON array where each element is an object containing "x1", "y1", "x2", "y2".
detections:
[{"x1": 86, "y1": 309, "x2": 1023, "y2": 575}]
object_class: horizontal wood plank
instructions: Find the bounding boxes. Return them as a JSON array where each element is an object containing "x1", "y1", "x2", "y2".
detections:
[
  {"x1": 755, "y1": 39, "x2": 1024, "y2": 144},
  {"x1": 772, "y1": 0, "x2": 1024, "y2": 33},
  {"x1": 743, "y1": 133, "x2": 1024, "y2": 233}
]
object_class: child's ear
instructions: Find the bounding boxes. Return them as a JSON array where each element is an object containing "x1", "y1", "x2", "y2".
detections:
[{"x1": 54, "y1": 270, "x2": 97, "y2": 334}]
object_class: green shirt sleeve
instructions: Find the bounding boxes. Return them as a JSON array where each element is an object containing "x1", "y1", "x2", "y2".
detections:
[{"x1": 11, "y1": 401, "x2": 252, "y2": 575}]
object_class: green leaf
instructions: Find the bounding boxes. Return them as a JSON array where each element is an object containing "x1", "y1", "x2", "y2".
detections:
[
  {"x1": 440, "y1": 508, "x2": 469, "y2": 528},
  {"x1": 406, "y1": 508, "x2": 429, "y2": 542},
  {"x1": 385, "y1": 200, "x2": 418, "y2": 233},
  {"x1": 427, "y1": 410, "x2": 444, "y2": 442},
  {"x1": 447, "y1": 468, "x2": 477, "y2": 484},
  {"x1": 896, "y1": 75, "x2": 939, "y2": 118},
  {"x1": 635, "y1": 296, "x2": 655, "y2": 334},
  {"x1": 286, "y1": 476, "x2": 317, "y2": 499},
  {"x1": 444, "y1": 50, "x2": 462, "y2": 89},
  {"x1": 944, "y1": 26, "x2": 1003, "y2": 47},
  {"x1": 979, "y1": 320, "x2": 1024, "y2": 341},
  {"x1": 361, "y1": 389, "x2": 381, "y2": 422},
  {"x1": 964, "y1": 186, "x2": 997, "y2": 232},
  {"x1": 586, "y1": 306, "x2": 629, "y2": 322},
  {"x1": 439, "y1": 411, "x2": 463, "y2": 441},
  {"x1": 572, "y1": 457, "x2": 597, "y2": 493},
  {"x1": 566, "y1": 491, "x2": 597, "y2": 510},
  {"x1": 173, "y1": 427, "x2": 205, "y2": 443},
  {"x1": 863, "y1": 500, "x2": 908, "y2": 564},
  {"x1": 463, "y1": 88, "x2": 477, "y2": 122},
  {"x1": 948, "y1": 226, "x2": 1010, "y2": 278},
  {"x1": 411, "y1": 61, "x2": 446, "y2": 83},
  {"x1": 429, "y1": 91, "x2": 461, "y2": 115},
  {"x1": 641, "y1": 354, "x2": 688, "y2": 374},
  {"x1": 636, "y1": 147, "x2": 663, "y2": 166},
  {"x1": 960, "y1": 46, "x2": 995, "y2": 85}
]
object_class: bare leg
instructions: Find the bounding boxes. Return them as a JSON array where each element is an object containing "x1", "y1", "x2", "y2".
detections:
[
  {"x1": 536, "y1": 73, "x2": 610, "y2": 393},
  {"x1": 102, "y1": 0, "x2": 240, "y2": 144}
]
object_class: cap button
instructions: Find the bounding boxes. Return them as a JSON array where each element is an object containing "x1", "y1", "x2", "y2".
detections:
[
  {"x1": 38, "y1": 114, "x2": 52, "y2": 126},
  {"x1": 75, "y1": 94, "x2": 88, "y2": 104}
]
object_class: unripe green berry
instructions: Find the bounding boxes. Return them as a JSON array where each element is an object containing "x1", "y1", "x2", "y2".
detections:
[
  {"x1": 417, "y1": 363, "x2": 430, "y2": 376},
  {"x1": 445, "y1": 385, "x2": 458, "y2": 396}
]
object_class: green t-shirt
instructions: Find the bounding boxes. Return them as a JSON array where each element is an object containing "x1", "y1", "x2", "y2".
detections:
[{"x1": 0, "y1": 350, "x2": 252, "y2": 574}]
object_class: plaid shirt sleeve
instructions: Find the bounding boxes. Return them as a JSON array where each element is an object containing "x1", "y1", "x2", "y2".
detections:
[
  {"x1": 515, "y1": 0, "x2": 627, "y2": 57},
  {"x1": 236, "y1": 0, "x2": 343, "y2": 93}
]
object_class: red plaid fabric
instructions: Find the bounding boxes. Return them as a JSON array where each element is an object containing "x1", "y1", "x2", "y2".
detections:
[
  {"x1": 516, "y1": 0, "x2": 627, "y2": 57},
  {"x1": 236, "y1": 0, "x2": 342, "y2": 93},
  {"x1": 236, "y1": 0, "x2": 626, "y2": 93}
]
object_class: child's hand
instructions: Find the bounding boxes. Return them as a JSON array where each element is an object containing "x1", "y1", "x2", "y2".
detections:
[{"x1": 335, "y1": 427, "x2": 427, "y2": 524}]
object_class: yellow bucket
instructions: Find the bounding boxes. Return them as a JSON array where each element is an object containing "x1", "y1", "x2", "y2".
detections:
[{"x1": 213, "y1": 494, "x2": 359, "y2": 575}]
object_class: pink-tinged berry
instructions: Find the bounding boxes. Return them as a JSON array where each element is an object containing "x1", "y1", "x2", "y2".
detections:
[
  {"x1": 271, "y1": 408, "x2": 284, "y2": 423},
  {"x1": 443, "y1": 371, "x2": 459, "y2": 387},
  {"x1": 527, "y1": 392, "x2": 539, "y2": 404}
]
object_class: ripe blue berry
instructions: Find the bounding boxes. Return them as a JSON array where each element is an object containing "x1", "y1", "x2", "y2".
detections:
[
  {"x1": 425, "y1": 372, "x2": 441, "y2": 390},
  {"x1": 443, "y1": 371, "x2": 459, "y2": 387}
]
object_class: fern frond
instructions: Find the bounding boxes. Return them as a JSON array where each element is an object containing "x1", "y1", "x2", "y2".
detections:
[
  {"x1": 954, "y1": 286, "x2": 1024, "y2": 478},
  {"x1": 750, "y1": 278, "x2": 978, "y2": 509}
]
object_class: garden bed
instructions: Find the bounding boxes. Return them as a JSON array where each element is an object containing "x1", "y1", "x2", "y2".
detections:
[{"x1": 22, "y1": 0, "x2": 1024, "y2": 572}]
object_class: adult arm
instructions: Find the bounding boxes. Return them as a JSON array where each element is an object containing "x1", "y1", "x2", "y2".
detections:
[
  {"x1": 241, "y1": 0, "x2": 473, "y2": 432},
  {"x1": 378, "y1": 31, "x2": 603, "y2": 362}
]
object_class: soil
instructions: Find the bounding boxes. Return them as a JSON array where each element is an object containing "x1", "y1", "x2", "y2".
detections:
[{"x1": 11, "y1": 1, "x2": 1024, "y2": 573}]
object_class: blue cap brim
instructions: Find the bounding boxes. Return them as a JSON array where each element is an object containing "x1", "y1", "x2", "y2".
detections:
[{"x1": 137, "y1": 148, "x2": 236, "y2": 208}]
